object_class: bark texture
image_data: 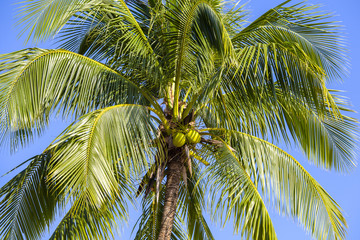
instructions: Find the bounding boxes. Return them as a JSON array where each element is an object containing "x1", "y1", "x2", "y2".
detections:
[{"x1": 157, "y1": 148, "x2": 184, "y2": 240}]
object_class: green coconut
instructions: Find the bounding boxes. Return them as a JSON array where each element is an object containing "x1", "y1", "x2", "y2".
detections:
[
  {"x1": 173, "y1": 132, "x2": 186, "y2": 147},
  {"x1": 186, "y1": 129, "x2": 201, "y2": 144}
]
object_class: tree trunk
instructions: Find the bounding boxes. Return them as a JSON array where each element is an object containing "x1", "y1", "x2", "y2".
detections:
[{"x1": 157, "y1": 148, "x2": 184, "y2": 240}]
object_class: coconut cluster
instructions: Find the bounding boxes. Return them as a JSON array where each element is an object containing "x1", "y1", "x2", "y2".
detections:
[{"x1": 172, "y1": 129, "x2": 201, "y2": 147}]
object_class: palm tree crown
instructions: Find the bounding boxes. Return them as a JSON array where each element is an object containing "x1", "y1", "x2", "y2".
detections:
[{"x1": 0, "y1": 0, "x2": 358, "y2": 239}]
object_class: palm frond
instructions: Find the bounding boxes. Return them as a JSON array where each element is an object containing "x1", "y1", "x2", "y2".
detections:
[
  {"x1": 57, "y1": 13, "x2": 115, "y2": 59},
  {"x1": 17, "y1": 0, "x2": 94, "y2": 42},
  {"x1": 49, "y1": 173, "x2": 132, "y2": 240},
  {"x1": 223, "y1": 0, "x2": 348, "y2": 115},
  {"x1": 207, "y1": 144, "x2": 277, "y2": 240},
  {"x1": 164, "y1": 0, "x2": 233, "y2": 118},
  {"x1": 0, "y1": 153, "x2": 60, "y2": 240},
  {"x1": 276, "y1": 90, "x2": 358, "y2": 172},
  {"x1": 209, "y1": 129, "x2": 348, "y2": 240},
  {"x1": 56, "y1": 3, "x2": 154, "y2": 57},
  {"x1": 17, "y1": 0, "x2": 147, "y2": 47},
  {"x1": 199, "y1": 86, "x2": 358, "y2": 172},
  {"x1": 234, "y1": 0, "x2": 347, "y2": 80},
  {"x1": 44, "y1": 104, "x2": 161, "y2": 238},
  {"x1": 0, "y1": 48, "x2": 147, "y2": 150},
  {"x1": 48, "y1": 104, "x2": 158, "y2": 205}
]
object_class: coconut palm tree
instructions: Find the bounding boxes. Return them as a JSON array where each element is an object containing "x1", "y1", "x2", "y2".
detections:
[{"x1": 0, "y1": 0, "x2": 357, "y2": 239}]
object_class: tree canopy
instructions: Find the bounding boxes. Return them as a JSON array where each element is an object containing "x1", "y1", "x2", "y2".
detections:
[{"x1": 0, "y1": 0, "x2": 358, "y2": 239}]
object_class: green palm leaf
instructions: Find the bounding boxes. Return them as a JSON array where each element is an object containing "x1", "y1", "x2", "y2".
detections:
[
  {"x1": 164, "y1": 0, "x2": 233, "y2": 118},
  {"x1": 49, "y1": 174, "x2": 131, "y2": 240},
  {"x1": 0, "y1": 48, "x2": 147, "y2": 150},
  {"x1": 233, "y1": 0, "x2": 347, "y2": 80},
  {"x1": 18, "y1": 0, "x2": 147, "y2": 46},
  {"x1": 275, "y1": 90, "x2": 358, "y2": 171},
  {"x1": 48, "y1": 104, "x2": 158, "y2": 203},
  {"x1": 0, "y1": 153, "x2": 60, "y2": 240},
  {"x1": 207, "y1": 144, "x2": 277, "y2": 240},
  {"x1": 225, "y1": 0, "x2": 347, "y2": 115},
  {"x1": 207, "y1": 129, "x2": 348, "y2": 240},
  {"x1": 46, "y1": 104, "x2": 161, "y2": 239},
  {"x1": 200, "y1": 86, "x2": 358, "y2": 172}
]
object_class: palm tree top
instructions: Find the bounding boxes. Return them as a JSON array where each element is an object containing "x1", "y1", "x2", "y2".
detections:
[{"x1": 0, "y1": 0, "x2": 358, "y2": 239}]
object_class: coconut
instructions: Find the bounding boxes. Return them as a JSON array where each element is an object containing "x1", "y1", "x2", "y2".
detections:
[
  {"x1": 186, "y1": 129, "x2": 201, "y2": 144},
  {"x1": 173, "y1": 132, "x2": 186, "y2": 147}
]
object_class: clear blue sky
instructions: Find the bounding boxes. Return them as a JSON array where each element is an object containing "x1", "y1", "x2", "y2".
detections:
[{"x1": 0, "y1": 0, "x2": 359, "y2": 239}]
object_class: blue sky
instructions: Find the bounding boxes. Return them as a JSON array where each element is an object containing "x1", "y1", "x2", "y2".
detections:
[{"x1": 0, "y1": 0, "x2": 359, "y2": 239}]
